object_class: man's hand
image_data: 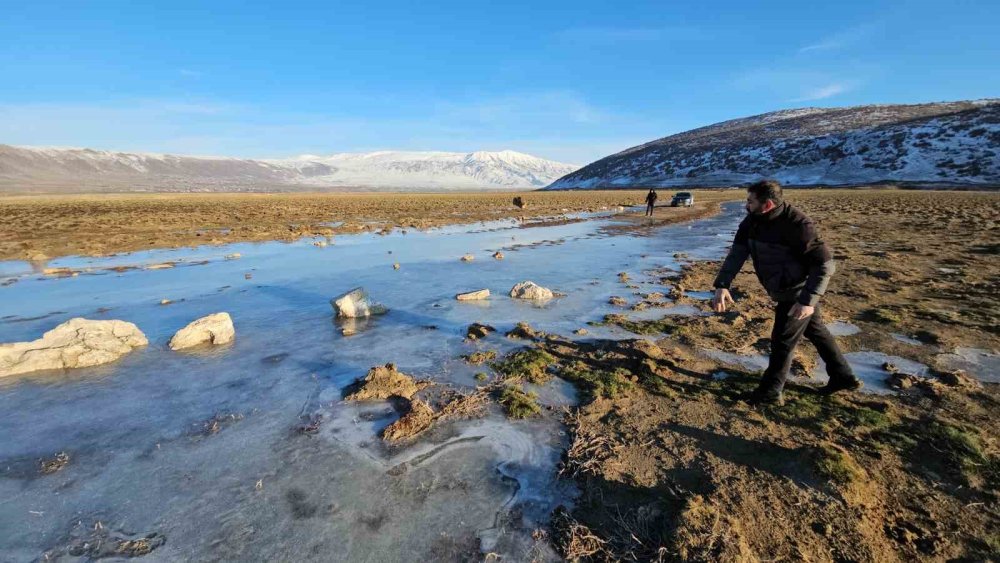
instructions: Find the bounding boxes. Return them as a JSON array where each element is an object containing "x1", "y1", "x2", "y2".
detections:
[
  {"x1": 789, "y1": 303, "x2": 815, "y2": 320},
  {"x1": 712, "y1": 288, "x2": 733, "y2": 313}
]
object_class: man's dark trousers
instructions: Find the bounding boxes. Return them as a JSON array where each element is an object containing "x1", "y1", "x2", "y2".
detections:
[{"x1": 759, "y1": 301, "x2": 855, "y2": 393}]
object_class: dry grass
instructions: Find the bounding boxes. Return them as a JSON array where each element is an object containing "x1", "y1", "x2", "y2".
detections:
[{"x1": 0, "y1": 190, "x2": 735, "y2": 261}]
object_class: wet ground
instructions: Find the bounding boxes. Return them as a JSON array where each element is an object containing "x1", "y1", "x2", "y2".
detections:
[{"x1": 0, "y1": 204, "x2": 745, "y2": 561}]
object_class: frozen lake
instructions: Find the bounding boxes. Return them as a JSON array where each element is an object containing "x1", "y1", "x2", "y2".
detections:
[{"x1": 0, "y1": 204, "x2": 744, "y2": 561}]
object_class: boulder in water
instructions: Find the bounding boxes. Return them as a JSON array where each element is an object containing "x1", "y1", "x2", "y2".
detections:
[
  {"x1": 332, "y1": 288, "x2": 388, "y2": 318},
  {"x1": 168, "y1": 313, "x2": 235, "y2": 350},
  {"x1": 456, "y1": 289, "x2": 490, "y2": 301},
  {"x1": 0, "y1": 318, "x2": 148, "y2": 377},
  {"x1": 509, "y1": 281, "x2": 553, "y2": 300}
]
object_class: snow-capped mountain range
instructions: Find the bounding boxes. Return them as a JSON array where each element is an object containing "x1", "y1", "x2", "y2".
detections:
[
  {"x1": 0, "y1": 147, "x2": 578, "y2": 192},
  {"x1": 547, "y1": 99, "x2": 1000, "y2": 189}
]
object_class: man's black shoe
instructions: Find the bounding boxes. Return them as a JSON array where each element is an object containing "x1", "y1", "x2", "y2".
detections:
[
  {"x1": 817, "y1": 378, "x2": 863, "y2": 396},
  {"x1": 739, "y1": 389, "x2": 785, "y2": 406}
]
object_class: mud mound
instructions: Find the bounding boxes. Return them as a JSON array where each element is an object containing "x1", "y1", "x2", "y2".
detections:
[
  {"x1": 343, "y1": 363, "x2": 428, "y2": 401},
  {"x1": 381, "y1": 398, "x2": 435, "y2": 443}
]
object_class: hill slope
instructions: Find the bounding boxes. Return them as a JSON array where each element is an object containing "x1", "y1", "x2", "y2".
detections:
[{"x1": 547, "y1": 100, "x2": 1000, "y2": 189}]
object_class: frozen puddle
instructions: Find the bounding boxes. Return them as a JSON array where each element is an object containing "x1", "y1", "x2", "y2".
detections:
[
  {"x1": 0, "y1": 205, "x2": 747, "y2": 560},
  {"x1": 703, "y1": 349, "x2": 769, "y2": 372},
  {"x1": 814, "y1": 352, "x2": 932, "y2": 394},
  {"x1": 936, "y1": 348, "x2": 1000, "y2": 383},
  {"x1": 891, "y1": 333, "x2": 924, "y2": 346},
  {"x1": 826, "y1": 321, "x2": 861, "y2": 337},
  {"x1": 704, "y1": 349, "x2": 934, "y2": 395}
]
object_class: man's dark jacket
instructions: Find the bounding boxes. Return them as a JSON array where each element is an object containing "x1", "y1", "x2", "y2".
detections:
[{"x1": 713, "y1": 202, "x2": 834, "y2": 307}]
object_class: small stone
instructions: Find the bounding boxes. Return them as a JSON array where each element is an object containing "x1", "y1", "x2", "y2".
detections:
[
  {"x1": 493, "y1": 251, "x2": 505, "y2": 260},
  {"x1": 461, "y1": 254, "x2": 475, "y2": 262},
  {"x1": 574, "y1": 328, "x2": 588, "y2": 336},
  {"x1": 225, "y1": 253, "x2": 241, "y2": 260},
  {"x1": 608, "y1": 296, "x2": 628, "y2": 307},
  {"x1": 313, "y1": 241, "x2": 328, "y2": 248},
  {"x1": 393, "y1": 263, "x2": 400, "y2": 270},
  {"x1": 244, "y1": 273, "x2": 253, "y2": 280},
  {"x1": 160, "y1": 299, "x2": 172, "y2": 306},
  {"x1": 456, "y1": 289, "x2": 490, "y2": 301}
]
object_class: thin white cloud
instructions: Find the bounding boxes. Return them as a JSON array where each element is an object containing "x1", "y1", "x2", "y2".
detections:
[
  {"x1": 790, "y1": 82, "x2": 851, "y2": 102},
  {"x1": 178, "y1": 68, "x2": 205, "y2": 77},
  {"x1": 798, "y1": 23, "x2": 877, "y2": 54},
  {"x1": 437, "y1": 90, "x2": 612, "y2": 126}
]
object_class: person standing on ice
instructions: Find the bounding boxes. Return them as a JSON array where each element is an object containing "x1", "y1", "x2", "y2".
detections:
[
  {"x1": 711, "y1": 180, "x2": 863, "y2": 406},
  {"x1": 644, "y1": 189, "x2": 658, "y2": 216}
]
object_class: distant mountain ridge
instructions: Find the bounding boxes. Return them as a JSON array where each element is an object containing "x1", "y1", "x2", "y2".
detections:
[
  {"x1": 0, "y1": 146, "x2": 578, "y2": 192},
  {"x1": 547, "y1": 99, "x2": 1000, "y2": 189}
]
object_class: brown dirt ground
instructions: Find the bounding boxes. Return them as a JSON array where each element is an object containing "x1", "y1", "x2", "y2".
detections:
[
  {"x1": 0, "y1": 190, "x2": 736, "y2": 262},
  {"x1": 540, "y1": 189, "x2": 1000, "y2": 561}
]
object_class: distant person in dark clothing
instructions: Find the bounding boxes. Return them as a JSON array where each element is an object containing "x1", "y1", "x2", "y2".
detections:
[
  {"x1": 645, "y1": 189, "x2": 657, "y2": 216},
  {"x1": 712, "y1": 180, "x2": 862, "y2": 406}
]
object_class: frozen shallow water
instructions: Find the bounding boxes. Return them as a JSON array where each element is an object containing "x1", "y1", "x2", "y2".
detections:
[
  {"x1": 0, "y1": 204, "x2": 746, "y2": 561},
  {"x1": 936, "y1": 347, "x2": 1000, "y2": 383}
]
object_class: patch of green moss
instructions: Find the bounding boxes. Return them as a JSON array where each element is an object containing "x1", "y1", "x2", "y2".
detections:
[
  {"x1": 813, "y1": 444, "x2": 866, "y2": 485},
  {"x1": 865, "y1": 307, "x2": 903, "y2": 324},
  {"x1": 558, "y1": 362, "x2": 634, "y2": 401},
  {"x1": 600, "y1": 313, "x2": 681, "y2": 336},
  {"x1": 474, "y1": 372, "x2": 488, "y2": 382},
  {"x1": 462, "y1": 350, "x2": 497, "y2": 365},
  {"x1": 490, "y1": 349, "x2": 555, "y2": 384},
  {"x1": 497, "y1": 385, "x2": 541, "y2": 419},
  {"x1": 927, "y1": 421, "x2": 988, "y2": 474}
]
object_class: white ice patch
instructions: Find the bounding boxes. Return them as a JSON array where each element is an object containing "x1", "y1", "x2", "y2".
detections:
[
  {"x1": 826, "y1": 321, "x2": 861, "y2": 337},
  {"x1": 936, "y1": 348, "x2": 1000, "y2": 383},
  {"x1": 703, "y1": 349, "x2": 769, "y2": 372},
  {"x1": 891, "y1": 333, "x2": 924, "y2": 346},
  {"x1": 814, "y1": 352, "x2": 932, "y2": 394}
]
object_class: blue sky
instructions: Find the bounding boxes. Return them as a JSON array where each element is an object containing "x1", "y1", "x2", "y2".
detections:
[{"x1": 1, "y1": 0, "x2": 997, "y2": 164}]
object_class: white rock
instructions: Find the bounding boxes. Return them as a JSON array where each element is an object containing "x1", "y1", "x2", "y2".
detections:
[
  {"x1": 168, "y1": 313, "x2": 235, "y2": 351},
  {"x1": 313, "y1": 241, "x2": 328, "y2": 248},
  {"x1": 461, "y1": 254, "x2": 475, "y2": 262},
  {"x1": 456, "y1": 289, "x2": 490, "y2": 301},
  {"x1": 225, "y1": 253, "x2": 241, "y2": 260},
  {"x1": 0, "y1": 318, "x2": 148, "y2": 377},
  {"x1": 509, "y1": 281, "x2": 554, "y2": 300},
  {"x1": 332, "y1": 288, "x2": 388, "y2": 318}
]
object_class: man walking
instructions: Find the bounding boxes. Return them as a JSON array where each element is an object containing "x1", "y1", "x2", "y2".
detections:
[
  {"x1": 712, "y1": 180, "x2": 862, "y2": 405},
  {"x1": 645, "y1": 189, "x2": 658, "y2": 216}
]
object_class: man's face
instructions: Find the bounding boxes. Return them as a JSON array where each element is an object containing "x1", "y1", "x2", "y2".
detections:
[{"x1": 746, "y1": 192, "x2": 774, "y2": 215}]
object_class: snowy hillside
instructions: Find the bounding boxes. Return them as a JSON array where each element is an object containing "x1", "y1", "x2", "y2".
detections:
[
  {"x1": 547, "y1": 100, "x2": 1000, "y2": 189},
  {"x1": 0, "y1": 147, "x2": 578, "y2": 192}
]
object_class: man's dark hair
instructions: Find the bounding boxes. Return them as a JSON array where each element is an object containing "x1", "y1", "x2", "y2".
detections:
[{"x1": 747, "y1": 180, "x2": 783, "y2": 205}]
